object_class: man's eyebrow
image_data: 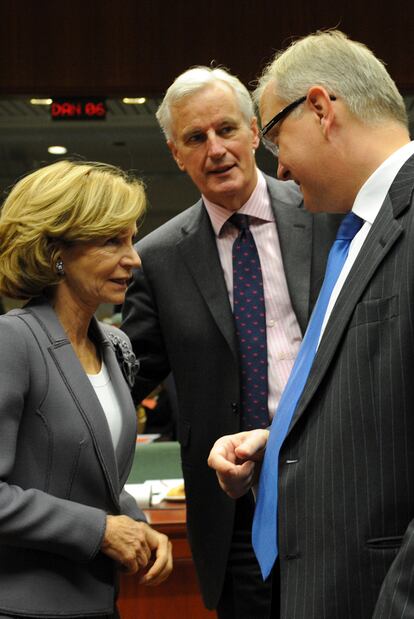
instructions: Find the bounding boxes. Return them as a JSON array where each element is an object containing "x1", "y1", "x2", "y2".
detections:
[
  {"x1": 182, "y1": 127, "x2": 204, "y2": 140},
  {"x1": 181, "y1": 117, "x2": 240, "y2": 141},
  {"x1": 218, "y1": 117, "x2": 239, "y2": 125}
]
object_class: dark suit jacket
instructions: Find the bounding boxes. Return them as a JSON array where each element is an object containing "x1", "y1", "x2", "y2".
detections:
[
  {"x1": 0, "y1": 297, "x2": 143, "y2": 617},
  {"x1": 275, "y1": 154, "x2": 414, "y2": 618},
  {"x1": 122, "y1": 175, "x2": 339, "y2": 608}
]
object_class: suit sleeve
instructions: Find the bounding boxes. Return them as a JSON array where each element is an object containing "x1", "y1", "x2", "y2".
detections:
[
  {"x1": 373, "y1": 519, "x2": 414, "y2": 617},
  {"x1": 122, "y1": 261, "x2": 171, "y2": 404},
  {"x1": 0, "y1": 317, "x2": 107, "y2": 563}
]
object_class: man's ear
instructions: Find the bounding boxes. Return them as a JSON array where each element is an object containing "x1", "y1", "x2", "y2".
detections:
[
  {"x1": 307, "y1": 86, "x2": 335, "y2": 136},
  {"x1": 250, "y1": 116, "x2": 260, "y2": 150},
  {"x1": 167, "y1": 139, "x2": 186, "y2": 171}
]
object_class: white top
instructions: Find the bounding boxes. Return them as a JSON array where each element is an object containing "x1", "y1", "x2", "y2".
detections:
[
  {"x1": 319, "y1": 141, "x2": 414, "y2": 344},
  {"x1": 88, "y1": 361, "x2": 122, "y2": 449},
  {"x1": 203, "y1": 171, "x2": 303, "y2": 418}
]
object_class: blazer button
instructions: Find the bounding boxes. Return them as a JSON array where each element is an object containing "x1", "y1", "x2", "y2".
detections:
[{"x1": 231, "y1": 402, "x2": 239, "y2": 414}]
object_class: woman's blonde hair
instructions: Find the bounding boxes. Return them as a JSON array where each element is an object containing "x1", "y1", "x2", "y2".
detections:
[{"x1": 0, "y1": 159, "x2": 146, "y2": 299}]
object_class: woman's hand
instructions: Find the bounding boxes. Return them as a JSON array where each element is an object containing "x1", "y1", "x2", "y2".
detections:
[{"x1": 101, "y1": 515, "x2": 172, "y2": 584}]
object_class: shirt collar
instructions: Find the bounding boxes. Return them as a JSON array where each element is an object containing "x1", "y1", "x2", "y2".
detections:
[
  {"x1": 202, "y1": 169, "x2": 274, "y2": 237},
  {"x1": 353, "y1": 141, "x2": 414, "y2": 224}
]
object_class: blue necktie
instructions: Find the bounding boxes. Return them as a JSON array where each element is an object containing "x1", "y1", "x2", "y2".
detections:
[
  {"x1": 252, "y1": 211, "x2": 363, "y2": 579},
  {"x1": 231, "y1": 214, "x2": 269, "y2": 430}
]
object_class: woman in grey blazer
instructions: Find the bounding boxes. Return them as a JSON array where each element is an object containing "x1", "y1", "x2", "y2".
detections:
[{"x1": 0, "y1": 160, "x2": 172, "y2": 618}]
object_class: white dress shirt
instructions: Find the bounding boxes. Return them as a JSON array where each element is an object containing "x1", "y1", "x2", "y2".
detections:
[{"x1": 319, "y1": 141, "x2": 414, "y2": 343}]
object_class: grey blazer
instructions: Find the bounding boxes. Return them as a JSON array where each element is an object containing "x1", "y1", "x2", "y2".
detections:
[
  {"x1": 0, "y1": 297, "x2": 143, "y2": 617},
  {"x1": 122, "y1": 174, "x2": 340, "y2": 608}
]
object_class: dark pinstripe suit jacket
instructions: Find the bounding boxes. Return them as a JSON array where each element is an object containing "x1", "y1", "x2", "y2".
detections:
[
  {"x1": 122, "y1": 175, "x2": 340, "y2": 608},
  {"x1": 277, "y1": 154, "x2": 414, "y2": 618}
]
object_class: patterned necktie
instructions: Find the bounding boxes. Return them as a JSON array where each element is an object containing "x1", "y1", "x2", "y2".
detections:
[
  {"x1": 252, "y1": 211, "x2": 363, "y2": 579},
  {"x1": 231, "y1": 213, "x2": 269, "y2": 430}
]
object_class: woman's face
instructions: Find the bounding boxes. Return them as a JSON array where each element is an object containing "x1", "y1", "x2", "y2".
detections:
[{"x1": 58, "y1": 225, "x2": 140, "y2": 311}]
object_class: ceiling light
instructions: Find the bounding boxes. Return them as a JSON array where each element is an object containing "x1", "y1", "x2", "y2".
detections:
[
  {"x1": 30, "y1": 98, "x2": 52, "y2": 105},
  {"x1": 48, "y1": 145, "x2": 67, "y2": 155},
  {"x1": 122, "y1": 97, "x2": 146, "y2": 104}
]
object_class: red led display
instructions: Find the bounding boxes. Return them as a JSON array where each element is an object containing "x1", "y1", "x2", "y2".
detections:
[{"x1": 51, "y1": 98, "x2": 107, "y2": 120}]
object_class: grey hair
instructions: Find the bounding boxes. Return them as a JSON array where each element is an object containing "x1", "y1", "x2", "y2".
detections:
[
  {"x1": 156, "y1": 66, "x2": 255, "y2": 140},
  {"x1": 254, "y1": 30, "x2": 408, "y2": 128}
]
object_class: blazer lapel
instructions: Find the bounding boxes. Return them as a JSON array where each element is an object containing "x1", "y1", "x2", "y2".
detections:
[
  {"x1": 288, "y1": 162, "x2": 414, "y2": 433},
  {"x1": 266, "y1": 177, "x2": 313, "y2": 333},
  {"x1": 177, "y1": 201, "x2": 238, "y2": 358},
  {"x1": 95, "y1": 323, "x2": 138, "y2": 485},
  {"x1": 25, "y1": 300, "x2": 121, "y2": 507}
]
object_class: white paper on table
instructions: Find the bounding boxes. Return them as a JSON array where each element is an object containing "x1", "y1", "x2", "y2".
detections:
[{"x1": 125, "y1": 479, "x2": 184, "y2": 508}]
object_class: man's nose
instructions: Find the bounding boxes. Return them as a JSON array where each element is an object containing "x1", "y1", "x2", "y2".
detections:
[
  {"x1": 207, "y1": 133, "x2": 226, "y2": 158},
  {"x1": 277, "y1": 160, "x2": 291, "y2": 181}
]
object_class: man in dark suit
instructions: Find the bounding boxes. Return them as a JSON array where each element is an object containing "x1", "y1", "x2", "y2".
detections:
[
  {"x1": 122, "y1": 66, "x2": 338, "y2": 618},
  {"x1": 208, "y1": 30, "x2": 414, "y2": 618}
]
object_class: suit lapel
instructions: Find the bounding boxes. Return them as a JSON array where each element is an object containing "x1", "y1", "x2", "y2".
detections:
[
  {"x1": 288, "y1": 159, "x2": 414, "y2": 432},
  {"x1": 177, "y1": 185, "x2": 311, "y2": 355},
  {"x1": 267, "y1": 178, "x2": 313, "y2": 333},
  {"x1": 25, "y1": 300, "x2": 121, "y2": 507},
  {"x1": 177, "y1": 201, "x2": 238, "y2": 358}
]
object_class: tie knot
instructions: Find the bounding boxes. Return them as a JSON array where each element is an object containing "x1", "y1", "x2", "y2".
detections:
[
  {"x1": 335, "y1": 212, "x2": 364, "y2": 241},
  {"x1": 229, "y1": 213, "x2": 250, "y2": 231}
]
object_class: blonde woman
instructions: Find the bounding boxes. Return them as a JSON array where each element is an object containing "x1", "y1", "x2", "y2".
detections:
[{"x1": 0, "y1": 160, "x2": 172, "y2": 619}]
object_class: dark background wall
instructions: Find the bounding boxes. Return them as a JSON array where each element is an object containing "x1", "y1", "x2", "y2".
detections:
[
  {"x1": 1, "y1": 0, "x2": 413, "y2": 96},
  {"x1": 0, "y1": 0, "x2": 413, "y2": 316}
]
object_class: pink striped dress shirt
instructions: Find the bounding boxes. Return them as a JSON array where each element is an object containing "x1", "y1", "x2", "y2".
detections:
[{"x1": 203, "y1": 171, "x2": 302, "y2": 418}]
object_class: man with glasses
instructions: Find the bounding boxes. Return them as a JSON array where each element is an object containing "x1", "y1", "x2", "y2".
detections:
[
  {"x1": 260, "y1": 95, "x2": 336, "y2": 159},
  {"x1": 208, "y1": 30, "x2": 414, "y2": 618},
  {"x1": 122, "y1": 66, "x2": 338, "y2": 619}
]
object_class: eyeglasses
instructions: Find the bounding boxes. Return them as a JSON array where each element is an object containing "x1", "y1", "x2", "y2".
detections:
[{"x1": 260, "y1": 94, "x2": 336, "y2": 158}]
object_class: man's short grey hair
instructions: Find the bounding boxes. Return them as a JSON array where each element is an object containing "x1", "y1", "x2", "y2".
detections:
[
  {"x1": 254, "y1": 30, "x2": 408, "y2": 128},
  {"x1": 156, "y1": 66, "x2": 255, "y2": 140}
]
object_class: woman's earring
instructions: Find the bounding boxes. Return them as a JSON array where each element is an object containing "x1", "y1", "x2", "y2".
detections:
[{"x1": 55, "y1": 258, "x2": 65, "y2": 276}]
